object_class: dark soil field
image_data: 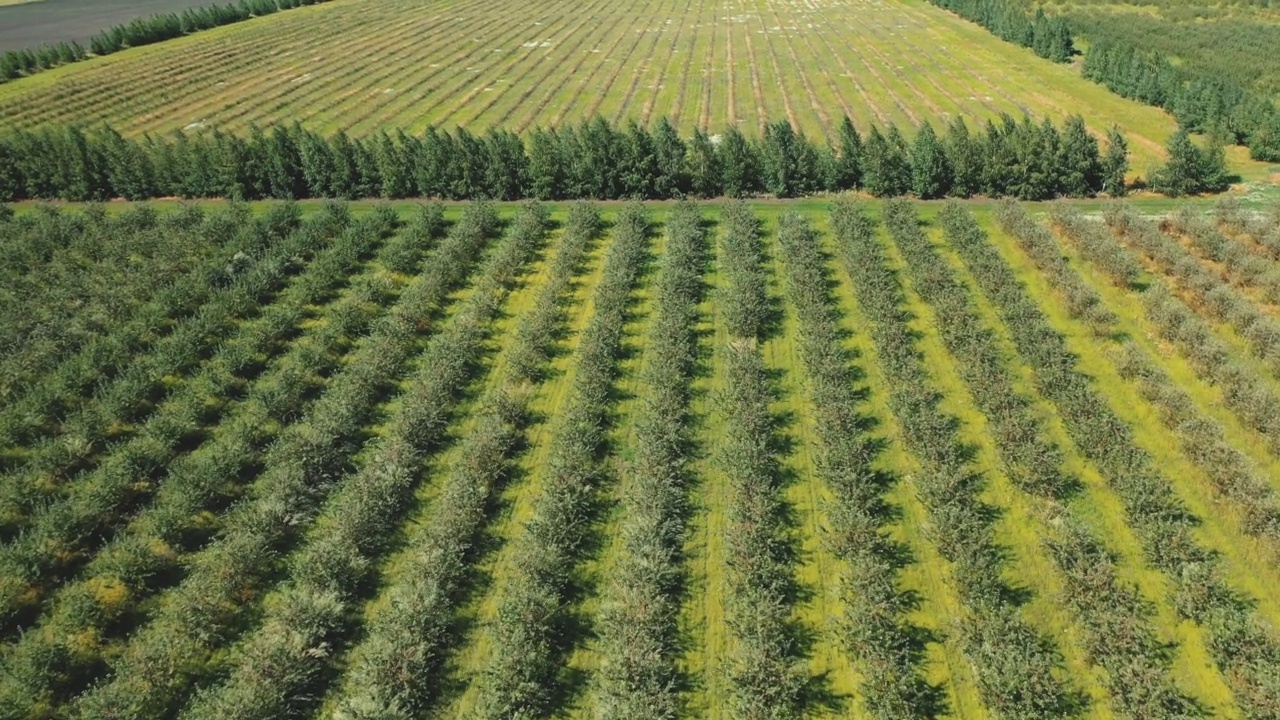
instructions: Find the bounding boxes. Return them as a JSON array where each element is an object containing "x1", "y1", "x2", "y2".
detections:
[{"x1": 0, "y1": 0, "x2": 214, "y2": 51}]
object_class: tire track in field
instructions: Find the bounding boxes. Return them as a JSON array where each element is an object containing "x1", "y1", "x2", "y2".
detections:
[
  {"x1": 335, "y1": 0, "x2": 557, "y2": 133},
  {"x1": 749, "y1": 11, "x2": 802, "y2": 132},
  {"x1": 759, "y1": 4, "x2": 828, "y2": 133},
  {"x1": 215, "y1": 9, "x2": 472, "y2": 133},
  {"x1": 311, "y1": 0, "x2": 540, "y2": 130},
  {"x1": 648, "y1": 0, "x2": 695, "y2": 126},
  {"x1": 465, "y1": 0, "x2": 616, "y2": 132},
  {"x1": 893, "y1": 0, "x2": 1167, "y2": 158},
  {"x1": 389, "y1": 0, "x2": 608, "y2": 132},
  {"x1": 738, "y1": 18, "x2": 768, "y2": 133},
  {"x1": 779, "y1": 9, "x2": 854, "y2": 126},
  {"x1": 636, "y1": 0, "x2": 689, "y2": 125},
  {"x1": 693, "y1": 3, "x2": 718, "y2": 130},
  {"x1": 840, "y1": 21, "x2": 934, "y2": 124},
  {"x1": 557, "y1": 0, "x2": 664, "y2": 126},
  {"x1": 884, "y1": 3, "x2": 1039, "y2": 122},
  {"x1": 144, "y1": 3, "x2": 435, "y2": 131},
  {"x1": 818, "y1": 8, "x2": 921, "y2": 126},
  {"x1": 433, "y1": 0, "x2": 613, "y2": 130},
  {"x1": 890, "y1": 5, "x2": 1033, "y2": 115},
  {"x1": 604, "y1": 0, "x2": 683, "y2": 125},
  {"x1": 9, "y1": 1, "x2": 383, "y2": 133},
  {"x1": 479, "y1": 0, "x2": 623, "y2": 131},
  {"x1": 591, "y1": 0, "x2": 673, "y2": 124},
  {"x1": 724, "y1": 14, "x2": 738, "y2": 128},
  {"x1": 114, "y1": 7, "x2": 419, "y2": 134},
  {"x1": 894, "y1": 9, "x2": 1141, "y2": 154},
  {"x1": 851, "y1": 21, "x2": 949, "y2": 120},
  {"x1": 493, "y1": 0, "x2": 625, "y2": 132},
  {"x1": 0, "y1": 37, "x2": 250, "y2": 124},
  {"x1": 297, "y1": 1, "x2": 517, "y2": 133},
  {"x1": 0, "y1": 25, "x2": 322, "y2": 131},
  {"x1": 532, "y1": 0, "x2": 653, "y2": 130},
  {"x1": 805, "y1": 16, "x2": 893, "y2": 127}
]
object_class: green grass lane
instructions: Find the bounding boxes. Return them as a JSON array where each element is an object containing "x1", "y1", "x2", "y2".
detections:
[{"x1": 974, "y1": 214, "x2": 1249, "y2": 717}]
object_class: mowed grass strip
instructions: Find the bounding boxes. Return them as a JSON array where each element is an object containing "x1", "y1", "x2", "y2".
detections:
[
  {"x1": 432, "y1": 207, "x2": 612, "y2": 718},
  {"x1": 947, "y1": 203, "x2": 1280, "y2": 717}
]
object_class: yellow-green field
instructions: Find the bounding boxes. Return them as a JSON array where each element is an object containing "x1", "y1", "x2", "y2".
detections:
[
  {"x1": 2, "y1": 195, "x2": 1279, "y2": 719},
  {"x1": 0, "y1": 0, "x2": 1274, "y2": 180}
]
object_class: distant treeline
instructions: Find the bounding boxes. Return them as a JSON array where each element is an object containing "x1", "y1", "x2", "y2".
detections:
[
  {"x1": 0, "y1": 0, "x2": 331, "y2": 83},
  {"x1": 0, "y1": 115, "x2": 1149, "y2": 203},
  {"x1": 926, "y1": 0, "x2": 1074, "y2": 63},
  {"x1": 1083, "y1": 43, "x2": 1280, "y2": 162},
  {"x1": 925, "y1": 0, "x2": 1280, "y2": 163}
]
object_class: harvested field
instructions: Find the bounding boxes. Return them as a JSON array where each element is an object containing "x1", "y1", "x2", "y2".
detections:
[{"x1": 0, "y1": 0, "x2": 1270, "y2": 176}]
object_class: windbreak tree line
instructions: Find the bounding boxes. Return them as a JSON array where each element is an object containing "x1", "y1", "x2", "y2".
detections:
[
  {"x1": 0, "y1": 114, "x2": 1136, "y2": 203},
  {"x1": 927, "y1": 0, "x2": 1074, "y2": 63},
  {"x1": 1083, "y1": 42, "x2": 1280, "y2": 162},
  {"x1": 0, "y1": 0, "x2": 333, "y2": 83},
  {"x1": 927, "y1": 0, "x2": 1280, "y2": 162}
]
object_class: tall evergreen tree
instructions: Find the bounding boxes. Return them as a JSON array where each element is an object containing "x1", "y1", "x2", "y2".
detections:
[
  {"x1": 145, "y1": 131, "x2": 180, "y2": 197},
  {"x1": 0, "y1": 138, "x2": 18, "y2": 202},
  {"x1": 718, "y1": 126, "x2": 758, "y2": 198},
  {"x1": 760, "y1": 119, "x2": 800, "y2": 197},
  {"x1": 97, "y1": 125, "x2": 155, "y2": 200},
  {"x1": 1028, "y1": 116, "x2": 1063, "y2": 199},
  {"x1": 556, "y1": 125, "x2": 587, "y2": 198},
  {"x1": 652, "y1": 116, "x2": 689, "y2": 198},
  {"x1": 1058, "y1": 115, "x2": 1102, "y2": 196},
  {"x1": 452, "y1": 128, "x2": 488, "y2": 199},
  {"x1": 944, "y1": 116, "x2": 983, "y2": 197},
  {"x1": 374, "y1": 131, "x2": 412, "y2": 199},
  {"x1": 617, "y1": 120, "x2": 657, "y2": 199},
  {"x1": 1151, "y1": 128, "x2": 1213, "y2": 197},
  {"x1": 352, "y1": 136, "x2": 381, "y2": 199},
  {"x1": 981, "y1": 115, "x2": 1018, "y2": 197},
  {"x1": 417, "y1": 126, "x2": 455, "y2": 198},
  {"x1": 835, "y1": 115, "x2": 863, "y2": 190},
  {"x1": 910, "y1": 120, "x2": 951, "y2": 199},
  {"x1": 242, "y1": 125, "x2": 272, "y2": 199},
  {"x1": 298, "y1": 128, "x2": 335, "y2": 197},
  {"x1": 328, "y1": 130, "x2": 360, "y2": 199},
  {"x1": 578, "y1": 116, "x2": 620, "y2": 199},
  {"x1": 800, "y1": 136, "x2": 838, "y2": 193},
  {"x1": 212, "y1": 129, "x2": 253, "y2": 200},
  {"x1": 526, "y1": 127, "x2": 562, "y2": 200},
  {"x1": 55, "y1": 125, "x2": 108, "y2": 201},
  {"x1": 483, "y1": 129, "x2": 528, "y2": 200},
  {"x1": 1248, "y1": 108, "x2": 1280, "y2": 162},
  {"x1": 1199, "y1": 135, "x2": 1230, "y2": 193},
  {"x1": 862, "y1": 125, "x2": 910, "y2": 197},
  {"x1": 1101, "y1": 126, "x2": 1129, "y2": 196},
  {"x1": 686, "y1": 128, "x2": 721, "y2": 198}
]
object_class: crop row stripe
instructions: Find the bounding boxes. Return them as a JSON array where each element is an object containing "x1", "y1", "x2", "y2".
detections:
[
  {"x1": 953, "y1": 201, "x2": 1280, "y2": 719},
  {"x1": 65, "y1": 203, "x2": 505, "y2": 719}
]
